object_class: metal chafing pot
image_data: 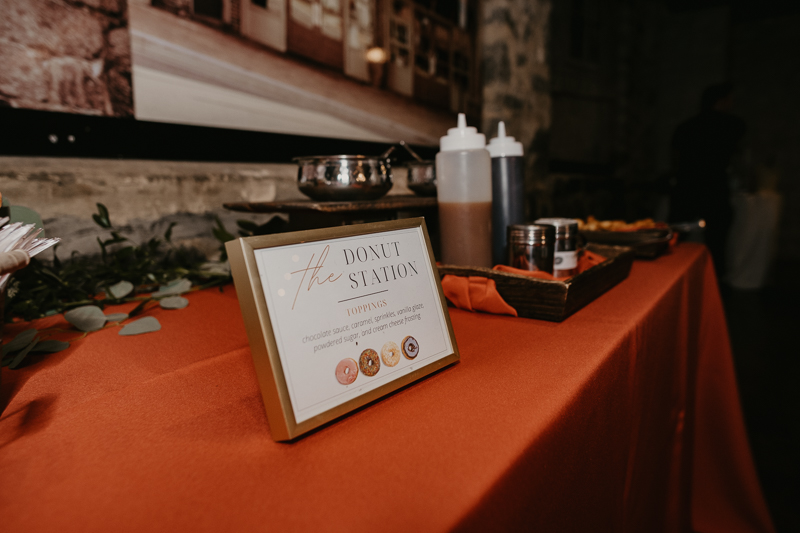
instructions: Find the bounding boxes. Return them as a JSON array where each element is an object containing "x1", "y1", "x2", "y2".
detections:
[
  {"x1": 399, "y1": 141, "x2": 436, "y2": 197},
  {"x1": 293, "y1": 153, "x2": 394, "y2": 202},
  {"x1": 405, "y1": 160, "x2": 437, "y2": 197}
]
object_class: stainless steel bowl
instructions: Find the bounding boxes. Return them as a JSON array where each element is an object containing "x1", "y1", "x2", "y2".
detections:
[
  {"x1": 405, "y1": 160, "x2": 436, "y2": 197},
  {"x1": 294, "y1": 155, "x2": 393, "y2": 201}
]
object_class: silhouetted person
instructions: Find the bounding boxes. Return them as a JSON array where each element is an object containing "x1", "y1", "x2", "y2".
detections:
[{"x1": 670, "y1": 82, "x2": 746, "y2": 279}]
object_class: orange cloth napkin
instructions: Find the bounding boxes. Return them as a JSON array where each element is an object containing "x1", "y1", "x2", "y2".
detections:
[
  {"x1": 440, "y1": 276, "x2": 519, "y2": 316},
  {"x1": 441, "y1": 250, "x2": 608, "y2": 317}
]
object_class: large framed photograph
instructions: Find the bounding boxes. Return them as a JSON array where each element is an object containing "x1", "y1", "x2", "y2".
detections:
[
  {"x1": 2, "y1": 0, "x2": 482, "y2": 159},
  {"x1": 226, "y1": 218, "x2": 459, "y2": 441}
]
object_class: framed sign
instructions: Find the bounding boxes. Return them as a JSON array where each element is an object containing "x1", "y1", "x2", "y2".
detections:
[{"x1": 226, "y1": 218, "x2": 459, "y2": 441}]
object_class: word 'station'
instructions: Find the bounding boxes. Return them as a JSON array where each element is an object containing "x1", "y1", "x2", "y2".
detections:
[{"x1": 304, "y1": 303, "x2": 426, "y2": 354}]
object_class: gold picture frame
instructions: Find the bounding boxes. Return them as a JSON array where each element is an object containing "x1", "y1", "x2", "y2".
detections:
[{"x1": 226, "y1": 218, "x2": 459, "y2": 441}]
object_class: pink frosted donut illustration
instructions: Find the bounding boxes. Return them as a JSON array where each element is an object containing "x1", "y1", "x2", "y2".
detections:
[{"x1": 335, "y1": 358, "x2": 358, "y2": 385}]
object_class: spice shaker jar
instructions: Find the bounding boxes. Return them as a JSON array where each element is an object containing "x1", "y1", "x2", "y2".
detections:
[
  {"x1": 535, "y1": 218, "x2": 579, "y2": 278},
  {"x1": 507, "y1": 224, "x2": 555, "y2": 273}
]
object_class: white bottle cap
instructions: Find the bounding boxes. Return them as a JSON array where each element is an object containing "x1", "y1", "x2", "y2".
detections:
[
  {"x1": 440, "y1": 113, "x2": 486, "y2": 152},
  {"x1": 487, "y1": 121, "x2": 523, "y2": 157}
]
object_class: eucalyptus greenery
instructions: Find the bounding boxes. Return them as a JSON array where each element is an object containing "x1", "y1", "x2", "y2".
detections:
[
  {"x1": 1, "y1": 205, "x2": 271, "y2": 369},
  {"x1": 1, "y1": 328, "x2": 70, "y2": 369},
  {"x1": 4, "y1": 203, "x2": 231, "y2": 322}
]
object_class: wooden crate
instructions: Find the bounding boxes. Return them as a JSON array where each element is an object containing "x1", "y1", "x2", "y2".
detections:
[{"x1": 437, "y1": 244, "x2": 635, "y2": 322}]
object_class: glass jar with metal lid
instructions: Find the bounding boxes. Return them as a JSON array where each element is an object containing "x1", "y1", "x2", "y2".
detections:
[
  {"x1": 534, "y1": 218, "x2": 580, "y2": 278},
  {"x1": 507, "y1": 224, "x2": 555, "y2": 273}
]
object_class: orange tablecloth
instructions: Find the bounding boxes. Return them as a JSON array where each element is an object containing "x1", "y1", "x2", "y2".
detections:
[{"x1": 0, "y1": 243, "x2": 773, "y2": 532}]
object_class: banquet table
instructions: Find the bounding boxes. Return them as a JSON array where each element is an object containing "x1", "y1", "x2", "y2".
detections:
[{"x1": 0, "y1": 243, "x2": 774, "y2": 532}]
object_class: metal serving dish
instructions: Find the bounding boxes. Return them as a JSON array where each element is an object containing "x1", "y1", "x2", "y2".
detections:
[
  {"x1": 405, "y1": 160, "x2": 437, "y2": 197},
  {"x1": 294, "y1": 155, "x2": 393, "y2": 201}
]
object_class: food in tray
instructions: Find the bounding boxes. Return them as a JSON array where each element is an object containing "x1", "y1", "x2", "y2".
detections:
[
  {"x1": 576, "y1": 216, "x2": 667, "y2": 232},
  {"x1": 578, "y1": 217, "x2": 674, "y2": 259}
]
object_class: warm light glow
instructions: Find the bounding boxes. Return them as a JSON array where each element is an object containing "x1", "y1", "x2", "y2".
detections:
[
  {"x1": 698, "y1": 219, "x2": 706, "y2": 228},
  {"x1": 365, "y1": 47, "x2": 388, "y2": 64}
]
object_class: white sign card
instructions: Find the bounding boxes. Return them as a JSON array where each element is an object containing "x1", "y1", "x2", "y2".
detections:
[{"x1": 226, "y1": 219, "x2": 459, "y2": 441}]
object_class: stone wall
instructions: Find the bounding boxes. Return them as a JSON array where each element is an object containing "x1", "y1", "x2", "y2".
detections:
[
  {"x1": 0, "y1": 157, "x2": 413, "y2": 260},
  {"x1": 0, "y1": 0, "x2": 134, "y2": 117},
  {"x1": 480, "y1": 0, "x2": 552, "y2": 220},
  {"x1": 0, "y1": 158, "x2": 295, "y2": 259}
]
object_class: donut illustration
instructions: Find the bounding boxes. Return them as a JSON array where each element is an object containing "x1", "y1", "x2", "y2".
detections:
[
  {"x1": 335, "y1": 358, "x2": 358, "y2": 385},
  {"x1": 359, "y1": 349, "x2": 380, "y2": 377},
  {"x1": 381, "y1": 341, "x2": 401, "y2": 367},
  {"x1": 402, "y1": 336, "x2": 419, "y2": 359}
]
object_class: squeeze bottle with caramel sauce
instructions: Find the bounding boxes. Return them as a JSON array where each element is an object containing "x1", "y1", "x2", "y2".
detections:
[{"x1": 436, "y1": 113, "x2": 493, "y2": 267}]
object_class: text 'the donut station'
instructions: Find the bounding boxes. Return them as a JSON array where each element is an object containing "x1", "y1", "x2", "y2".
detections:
[
  {"x1": 335, "y1": 336, "x2": 420, "y2": 385},
  {"x1": 288, "y1": 240, "x2": 421, "y2": 312}
]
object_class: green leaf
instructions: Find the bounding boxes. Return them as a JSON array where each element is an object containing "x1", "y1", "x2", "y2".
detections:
[
  {"x1": 119, "y1": 316, "x2": 161, "y2": 336},
  {"x1": 101, "y1": 233, "x2": 127, "y2": 246},
  {"x1": 108, "y1": 280, "x2": 134, "y2": 299},
  {"x1": 39, "y1": 267, "x2": 67, "y2": 287},
  {"x1": 53, "y1": 245, "x2": 62, "y2": 269},
  {"x1": 2, "y1": 329, "x2": 38, "y2": 356},
  {"x1": 127, "y1": 299, "x2": 151, "y2": 318},
  {"x1": 64, "y1": 305, "x2": 107, "y2": 332},
  {"x1": 92, "y1": 213, "x2": 107, "y2": 228},
  {"x1": 9, "y1": 337, "x2": 39, "y2": 369},
  {"x1": 97, "y1": 203, "x2": 110, "y2": 221},
  {"x1": 94, "y1": 203, "x2": 111, "y2": 228},
  {"x1": 97, "y1": 236, "x2": 107, "y2": 262},
  {"x1": 237, "y1": 219, "x2": 259, "y2": 232},
  {"x1": 199, "y1": 262, "x2": 230, "y2": 276},
  {"x1": 159, "y1": 296, "x2": 189, "y2": 309},
  {"x1": 212, "y1": 217, "x2": 235, "y2": 243},
  {"x1": 152, "y1": 278, "x2": 191, "y2": 297},
  {"x1": 164, "y1": 222, "x2": 177, "y2": 243},
  {"x1": 30, "y1": 340, "x2": 70, "y2": 353}
]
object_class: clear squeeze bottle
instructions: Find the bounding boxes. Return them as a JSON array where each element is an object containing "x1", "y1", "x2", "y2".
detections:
[
  {"x1": 436, "y1": 113, "x2": 492, "y2": 267},
  {"x1": 488, "y1": 121, "x2": 525, "y2": 266}
]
